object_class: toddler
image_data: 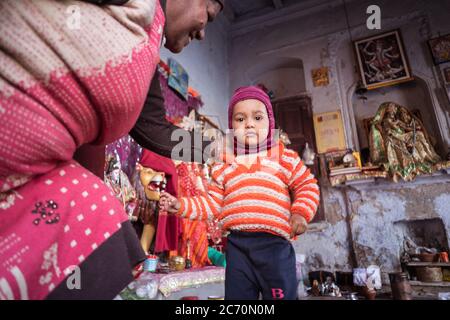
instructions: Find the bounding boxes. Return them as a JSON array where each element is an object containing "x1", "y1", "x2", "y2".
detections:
[{"x1": 160, "y1": 86, "x2": 320, "y2": 300}]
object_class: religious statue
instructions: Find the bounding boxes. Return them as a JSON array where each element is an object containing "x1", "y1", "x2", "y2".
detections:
[
  {"x1": 134, "y1": 164, "x2": 167, "y2": 255},
  {"x1": 369, "y1": 102, "x2": 441, "y2": 182},
  {"x1": 321, "y1": 276, "x2": 342, "y2": 297}
]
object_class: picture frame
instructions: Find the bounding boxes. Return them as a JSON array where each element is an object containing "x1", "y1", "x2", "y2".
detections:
[
  {"x1": 168, "y1": 58, "x2": 189, "y2": 100},
  {"x1": 354, "y1": 29, "x2": 414, "y2": 90},
  {"x1": 313, "y1": 111, "x2": 347, "y2": 154},
  {"x1": 311, "y1": 67, "x2": 329, "y2": 87},
  {"x1": 443, "y1": 67, "x2": 450, "y2": 85},
  {"x1": 428, "y1": 33, "x2": 450, "y2": 65}
]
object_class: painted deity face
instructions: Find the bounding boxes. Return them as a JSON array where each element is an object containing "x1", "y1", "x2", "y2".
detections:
[{"x1": 138, "y1": 166, "x2": 166, "y2": 201}]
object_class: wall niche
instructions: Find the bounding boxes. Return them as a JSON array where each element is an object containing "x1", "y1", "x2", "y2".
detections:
[
  {"x1": 350, "y1": 77, "x2": 446, "y2": 160},
  {"x1": 245, "y1": 56, "x2": 306, "y2": 99}
]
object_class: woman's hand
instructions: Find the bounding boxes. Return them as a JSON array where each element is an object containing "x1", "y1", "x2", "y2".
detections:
[
  {"x1": 290, "y1": 215, "x2": 308, "y2": 238},
  {"x1": 159, "y1": 191, "x2": 181, "y2": 214}
]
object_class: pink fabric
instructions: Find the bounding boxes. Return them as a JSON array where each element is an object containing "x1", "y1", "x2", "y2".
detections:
[
  {"x1": 0, "y1": 161, "x2": 127, "y2": 300},
  {"x1": 0, "y1": 0, "x2": 165, "y2": 299},
  {"x1": 139, "y1": 149, "x2": 181, "y2": 253},
  {"x1": 0, "y1": 0, "x2": 163, "y2": 189},
  {"x1": 228, "y1": 86, "x2": 276, "y2": 153}
]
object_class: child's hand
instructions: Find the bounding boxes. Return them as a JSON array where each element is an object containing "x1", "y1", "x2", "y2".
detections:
[
  {"x1": 290, "y1": 215, "x2": 308, "y2": 238},
  {"x1": 159, "y1": 192, "x2": 180, "y2": 214}
]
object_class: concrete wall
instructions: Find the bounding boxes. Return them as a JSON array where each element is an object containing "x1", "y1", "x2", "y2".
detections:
[{"x1": 228, "y1": 0, "x2": 450, "y2": 282}]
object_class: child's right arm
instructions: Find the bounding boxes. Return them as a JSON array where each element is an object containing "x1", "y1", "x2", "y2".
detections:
[{"x1": 159, "y1": 163, "x2": 226, "y2": 222}]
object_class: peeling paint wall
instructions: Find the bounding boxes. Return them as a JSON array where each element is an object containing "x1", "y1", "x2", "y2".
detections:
[
  {"x1": 348, "y1": 178, "x2": 450, "y2": 282},
  {"x1": 293, "y1": 177, "x2": 450, "y2": 283},
  {"x1": 292, "y1": 187, "x2": 354, "y2": 280}
]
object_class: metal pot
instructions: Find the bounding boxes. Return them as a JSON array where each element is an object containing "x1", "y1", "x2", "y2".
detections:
[
  {"x1": 169, "y1": 256, "x2": 186, "y2": 271},
  {"x1": 343, "y1": 291, "x2": 359, "y2": 300},
  {"x1": 389, "y1": 272, "x2": 413, "y2": 300}
]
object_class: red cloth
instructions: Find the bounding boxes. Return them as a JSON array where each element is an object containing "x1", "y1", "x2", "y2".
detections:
[
  {"x1": 139, "y1": 149, "x2": 181, "y2": 253},
  {"x1": 140, "y1": 149, "x2": 178, "y2": 197},
  {"x1": 177, "y1": 163, "x2": 210, "y2": 268}
]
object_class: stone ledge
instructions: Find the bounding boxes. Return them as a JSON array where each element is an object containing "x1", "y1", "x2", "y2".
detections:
[{"x1": 334, "y1": 170, "x2": 450, "y2": 191}]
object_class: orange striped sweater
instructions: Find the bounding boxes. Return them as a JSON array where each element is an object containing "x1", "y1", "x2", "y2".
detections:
[{"x1": 176, "y1": 143, "x2": 320, "y2": 240}]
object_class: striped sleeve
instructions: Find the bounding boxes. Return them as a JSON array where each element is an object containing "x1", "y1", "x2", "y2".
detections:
[
  {"x1": 287, "y1": 152, "x2": 320, "y2": 223},
  {"x1": 176, "y1": 163, "x2": 226, "y2": 221}
]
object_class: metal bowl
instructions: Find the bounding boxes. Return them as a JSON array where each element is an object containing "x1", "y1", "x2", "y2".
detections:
[{"x1": 169, "y1": 256, "x2": 186, "y2": 271}]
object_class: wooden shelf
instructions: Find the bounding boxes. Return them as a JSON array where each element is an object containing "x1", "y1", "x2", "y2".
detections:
[
  {"x1": 410, "y1": 280, "x2": 450, "y2": 287},
  {"x1": 406, "y1": 262, "x2": 450, "y2": 267}
]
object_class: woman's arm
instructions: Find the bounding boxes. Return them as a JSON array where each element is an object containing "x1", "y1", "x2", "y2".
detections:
[{"x1": 129, "y1": 74, "x2": 211, "y2": 163}]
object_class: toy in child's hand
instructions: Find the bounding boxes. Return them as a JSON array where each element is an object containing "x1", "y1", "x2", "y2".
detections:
[
  {"x1": 290, "y1": 215, "x2": 308, "y2": 238},
  {"x1": 136, "y1": 164, "x2": 167, "y2": 201},
  {"x1": 159, "y1": 191, "x2": 180, "y2": 214},
  {"x1": 135, "y1": 164, "x2": 168, "y2": 254}
]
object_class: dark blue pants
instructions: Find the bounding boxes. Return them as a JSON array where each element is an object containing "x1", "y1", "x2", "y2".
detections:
[{"x1": 225, "y1": 231, "x2": 297, "y2": 300}]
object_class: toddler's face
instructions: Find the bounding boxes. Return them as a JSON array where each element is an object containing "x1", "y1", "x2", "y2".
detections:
[{"x1": 232, "y1": 99, "x2": 270, "y2": 148}]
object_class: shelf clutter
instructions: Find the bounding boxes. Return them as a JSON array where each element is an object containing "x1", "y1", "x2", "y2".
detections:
[
  {"x1": 319, "y1": 148, "x2": 450, "y2": 188},
  {"x1": 400, "y1": 247, "x2": 450, "y2": 299}
]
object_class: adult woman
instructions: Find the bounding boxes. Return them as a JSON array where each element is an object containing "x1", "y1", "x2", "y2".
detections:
[{"x1": 0, "y1": 0, "x2": 224, "y2": 300}]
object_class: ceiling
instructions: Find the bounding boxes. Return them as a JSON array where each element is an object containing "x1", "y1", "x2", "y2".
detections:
[{"x1": 225, "y1": 0, "x2": 302, "y2": 22}]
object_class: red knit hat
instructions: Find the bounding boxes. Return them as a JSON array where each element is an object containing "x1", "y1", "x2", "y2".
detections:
[
  {"x1": 228, "y1": 86, "x2": 276, "y2": 153},
  {"x1": 228, "y1": 86, "x2": 275, "y2": 131}
]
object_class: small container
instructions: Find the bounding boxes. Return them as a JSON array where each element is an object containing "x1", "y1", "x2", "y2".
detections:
[
  {"x1": 416, "y1": 267, "x2": 443, "y2": 282},
  {"x1": 389, "y1": 272, "x2": 413, "y2": 300},
  {"x1": 343, "y1": 291, "x2": 358, "y2": 300},
  {"x1": 418, "y1": 253, "x2": 438, "y2": 262},
  {"x1": 361, "y1": 286, "x2": 377, "y2": 300},
  {"x1": 443, "y1": 268, "x2": 450, "y2": 282},
  {"x1": 143, "y1": 256, "x2": 158, "y2": 272},
  {"x1": 169, "y1": 256, "x2": 186, "y2": 271},
  {"x1": 439, "y1": 252, "x2": 449, "y2": 263},
  {"x1": 185, "y1": 258, "x2": 192, "y2": 269}
]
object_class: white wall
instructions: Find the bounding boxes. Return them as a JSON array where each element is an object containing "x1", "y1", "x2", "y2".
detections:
[{"x1": 160, "y1": 14, "x2": 231, "y2": 130}]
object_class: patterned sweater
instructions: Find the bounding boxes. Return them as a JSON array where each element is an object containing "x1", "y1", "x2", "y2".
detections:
[{"x1": 176, "y1": 143, "x2": 320, "y2": 240}]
